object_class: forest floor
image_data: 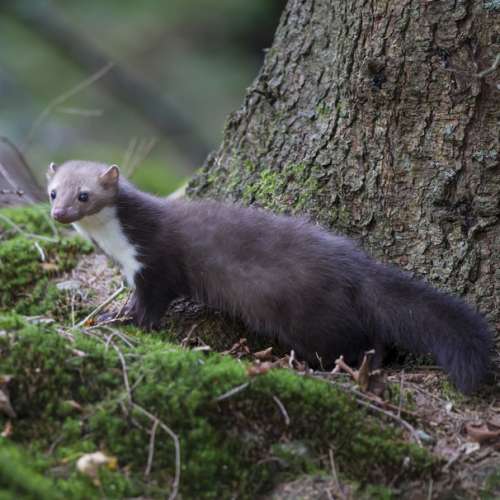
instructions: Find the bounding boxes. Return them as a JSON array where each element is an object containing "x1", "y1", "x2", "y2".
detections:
[{"x1": 0, "y1": 205, "x2": 499, "y2": 499}]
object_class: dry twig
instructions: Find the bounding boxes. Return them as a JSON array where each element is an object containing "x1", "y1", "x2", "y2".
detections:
[
  {"x1": 329, "y1": 448, "x2": 346, "y2": 500},
  {"x1": 145, "y1": 419, "x2": 159, "y2": 477},
  {"x1": 355, "y1": 398, "x2": 422, "y2": 446},
  {"x1": 214, "y1": 382, "x2": 250, "y2": 402},
  {"x1": 133, "y1": 404, "x2": 181, "y2": 500},
  {"x1": 272, "y1": 395, "x2": 290, "y2": 426},
  {"x1": 76, "y1": 283, "x2": 125, "y2": 327}
]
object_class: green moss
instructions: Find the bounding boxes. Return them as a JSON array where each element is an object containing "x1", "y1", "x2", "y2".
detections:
[
  {"x1": 0, "y1": 205, "x2": 93, "y2": 312},
  {"x1": 0, "y1": 235, "x2": 92, "y2": 310},
  {"x1": 0, "y1": 315, "x2": 434, "y2": 499},
  {"x1": 0, "y1": 204, "x2": 56, "y2": 237},
  {"x1": 0, "y1": 443, "x2": 64, "y2": 500},
  {"x1": 481, "y1": 470, "x2": 500, "y2": 499}
]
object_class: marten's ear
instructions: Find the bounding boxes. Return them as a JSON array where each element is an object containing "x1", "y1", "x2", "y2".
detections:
[
  {"x1": 46, "y1": 162, "x2": 58, "y2": 180},
  {"x1": 99, "y1": 164, "x2": 120, "y2": 188}
]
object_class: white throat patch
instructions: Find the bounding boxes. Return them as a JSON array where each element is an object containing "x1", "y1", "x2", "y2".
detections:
[{"x1": 73, "y1": 207, "x2": 142, "y2": 287}]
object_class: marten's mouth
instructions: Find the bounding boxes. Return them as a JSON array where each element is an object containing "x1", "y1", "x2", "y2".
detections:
[{"x1": 51, "y1": 208, "x2": 79, "y2": 224}]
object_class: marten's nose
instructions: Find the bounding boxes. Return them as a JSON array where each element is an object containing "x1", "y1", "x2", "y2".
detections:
[{"x1": 52, "y1": 208, "x2": 69, "y2": 222}]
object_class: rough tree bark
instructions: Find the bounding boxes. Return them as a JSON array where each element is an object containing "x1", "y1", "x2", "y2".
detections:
[{"x1": 188, "y1": 0, "x2": 500, "y2": 345}]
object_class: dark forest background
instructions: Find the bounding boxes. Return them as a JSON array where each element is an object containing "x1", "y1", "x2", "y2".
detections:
[{"x1": 0, "y1": 0, "x2": 285, "y2": 194}]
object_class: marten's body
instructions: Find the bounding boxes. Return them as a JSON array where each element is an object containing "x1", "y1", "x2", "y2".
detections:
[{"x1": 47, "y1": 160, "x2": 493, "y2": 393}]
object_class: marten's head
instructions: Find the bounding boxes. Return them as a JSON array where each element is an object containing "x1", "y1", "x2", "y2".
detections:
[{"x1": 47, "y1": 160, "x2": 120, "y2": 223}]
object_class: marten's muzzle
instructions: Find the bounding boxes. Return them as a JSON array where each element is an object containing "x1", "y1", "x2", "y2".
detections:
[{"x1": 51, "y1": 207, "x2": 79, "y2": 224}]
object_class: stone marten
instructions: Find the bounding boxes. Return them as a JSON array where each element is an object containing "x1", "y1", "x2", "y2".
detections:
[{"x1": 47, "y1": 160, "x2": 493, "y2": 393}]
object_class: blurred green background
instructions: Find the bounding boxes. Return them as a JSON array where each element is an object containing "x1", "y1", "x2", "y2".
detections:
[{"x1": 0, "y1": 0, "x2": 284, "y2": 194}]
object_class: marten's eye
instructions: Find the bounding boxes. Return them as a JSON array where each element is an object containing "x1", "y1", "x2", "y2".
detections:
[
  {"x1": 50, "y1": 190, "x2": 56, "y2": 200},
  {"x1": 78, "y1": 192, "x2": 89, "y2": 202}
]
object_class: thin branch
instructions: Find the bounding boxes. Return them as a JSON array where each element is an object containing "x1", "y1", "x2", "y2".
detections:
[
  {"x1": 397, "y1": 370, "x2": 405, "y2": 418},
  {"x1": 33, "y1": 241, "x2": 46, "y2": 262},
  {"x1": 112, "y1": 343, "x2": 132, "y2": 407},
  {"x1": 145, "y1": 419, "x2": 159, "y2": 477},
  {"x1": 214, "y1": 382, "x2": 250, "y2": 402},
  {"x1": 76, "y1": 283, "x2": 125, "y2": 327},
  {"x1": 181, "y1": 324, "x2": 198, "y2": 347},
  {"x1": 133, "y1": 404, "x2": 181, "y2": 500},
  {"x1": 0, "y1": 213, "x2": 58, "y2": 242},
  {"x1": 329, "y1": 448, "x2": 346, "y2": 500},
  {"x1": 272, "y1": 395, "x2": 290, "y2": 426},
  {"x1": 355, "y1": 398, "x2": 422, "y2": 446},
  {"x1": 25, "y1": 62, "x2": 114, "y2": 148}
]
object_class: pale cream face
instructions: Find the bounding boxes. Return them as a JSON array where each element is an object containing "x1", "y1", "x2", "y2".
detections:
[{"x1": 47, "y1": 160, "x2": 120, "y2": 223}]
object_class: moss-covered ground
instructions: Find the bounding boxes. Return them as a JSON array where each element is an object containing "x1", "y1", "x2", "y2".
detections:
[{"x1": 5, "y1": 204, "x2": 498, "y2": 499}]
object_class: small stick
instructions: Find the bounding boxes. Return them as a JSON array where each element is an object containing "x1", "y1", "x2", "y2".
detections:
[
  {"x1": 335, "y1": 356, "x2": 358, "y2": 380},
  {"x1": 33, "y1": 241, "x2": 46, "y2": 261},
  {"x1": 110, "y1": 342, "x2": 132, "y2": 406},
  {"x1": 214, "y1": 382, "x2": 250, "y2": 402},
  {"x1": 427, "y1": 479, "x2": 433, "y2": 500},
  {"x1": 272, "y1": 395, "x2": 290, "y2": 426},
  {"x1": 329, "y1": 448, "x2": 346, "y2": 500},
  {"x1": 133, "y1": 404, "x2": 181, "y2": 500},
  {"x1": 397, "y1": 370, "x2": 405, "y2": 418},
  {"x1": 181, "y1": 324, "x2": 198, "y2": 347},
  {"x1": 355, "y1": 398, "x2": 422, "y2": 446},
  {"x1": 315, "y1": 352, "x2": 325, "y2": 371},
  {"x1": 76, "y1": 283, "x2": 125, "y2": 327},
  {"x1": 145, "y1": 419, "x2": 159, "y2": 477},
  {"x1": 0, "y1": 213, "x2": 57, "y2": 242}
]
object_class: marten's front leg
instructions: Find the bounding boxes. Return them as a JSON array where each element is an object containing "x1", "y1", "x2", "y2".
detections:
[{"x1": 130, "y1": 280, "x2": 177, "y2": 330}]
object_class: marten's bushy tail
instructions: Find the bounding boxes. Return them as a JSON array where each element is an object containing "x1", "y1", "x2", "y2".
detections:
[{"x1": 369, "y1": 265, "x2": 493, "y2": 394}]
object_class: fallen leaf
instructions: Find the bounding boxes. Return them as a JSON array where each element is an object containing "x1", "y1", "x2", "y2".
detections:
[
  {"x1": 254, "y1": 347, "x2": 273, "y2": 361},
  {"x1": 247, "y1": 361, "x2": 273, "y2": 377},
  {"x1": 222, "y1": 338, "x2": 250, "y2": 358},
  {"x1": 76, "y1": 451, "x2": 117, "y2": 484}
]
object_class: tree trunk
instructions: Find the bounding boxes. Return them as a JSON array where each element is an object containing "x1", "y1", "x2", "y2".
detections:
[{"x1": 188, "y1": 0, "x2": 499, "y2": 341}]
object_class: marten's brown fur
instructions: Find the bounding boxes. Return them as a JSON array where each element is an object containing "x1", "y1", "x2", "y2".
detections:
[{"x1": 48, "y1": 160, "x2": 493, "y2": 393}]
